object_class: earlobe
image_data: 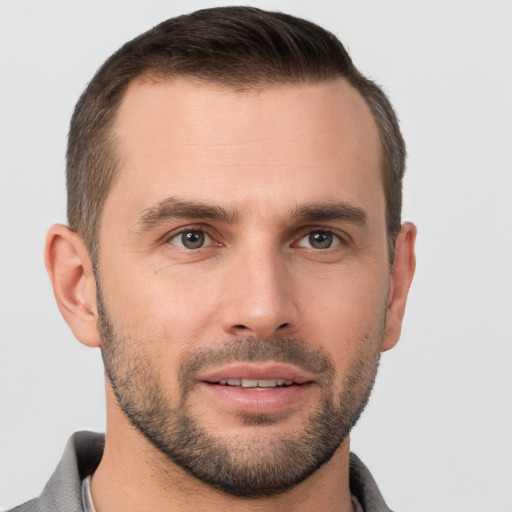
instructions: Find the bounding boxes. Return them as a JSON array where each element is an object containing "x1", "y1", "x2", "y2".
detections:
[
  {"x1": 381, "y1": 222, "x2": 417, "y2": 352},
  {"x1": 44, "y1": 224, "x2": 101, "y2": 348}
]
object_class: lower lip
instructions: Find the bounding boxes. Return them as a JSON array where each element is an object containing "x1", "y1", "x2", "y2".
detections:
[{"x1": 199, "y1": 382, "x2": 313, "y2": 415}]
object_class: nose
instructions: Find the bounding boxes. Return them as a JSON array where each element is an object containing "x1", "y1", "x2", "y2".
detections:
[{"x1": 220, "y1": 246, "x2": 300, "y2": 340}]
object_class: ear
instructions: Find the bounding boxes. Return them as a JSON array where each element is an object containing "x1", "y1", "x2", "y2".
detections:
[
  {"x1": 381, "y1": 222, "x2": 417, "y2": 352},
  {"x1": 44, "y1": 224, "x2": 101, "y2": 348}
]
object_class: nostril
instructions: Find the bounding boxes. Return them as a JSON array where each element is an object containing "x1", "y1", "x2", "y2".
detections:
[
  {"x1": 278, "y1": 323, "x2": 289, "y2": 329},
  {"x1": 234, "y1": 325, "x2": 248, "y2": 330}
]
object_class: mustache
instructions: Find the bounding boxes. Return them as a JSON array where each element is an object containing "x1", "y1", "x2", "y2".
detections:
[{"x1": 178, "y1": 337, "x2": 336, "y2": 392}]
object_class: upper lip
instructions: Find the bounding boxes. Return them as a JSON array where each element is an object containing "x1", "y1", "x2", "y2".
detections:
[{"x1": 197, "y1": 363, "x2": 316, "y2": 385}]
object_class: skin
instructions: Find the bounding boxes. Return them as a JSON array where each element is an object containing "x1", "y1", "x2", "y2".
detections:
[{"x1": 45, "y1": 77, "x2": 416, "y2": 512}]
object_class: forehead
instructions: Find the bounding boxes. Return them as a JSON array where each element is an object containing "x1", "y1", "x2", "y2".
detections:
[{"x1": 107, "y1": 77, "x2": 383, "y2": 224}]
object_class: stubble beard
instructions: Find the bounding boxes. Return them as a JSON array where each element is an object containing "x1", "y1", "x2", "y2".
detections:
[{"x1": 96, "y1": 286, "x2": 383, "y2": 497}]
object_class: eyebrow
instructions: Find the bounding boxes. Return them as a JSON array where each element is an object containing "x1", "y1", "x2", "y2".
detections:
[
  {"x1": 138, "y1": 197, "x2": 237, "y2": 231},
  {"x1": 292, "y1": 203, "x2": 367, "y2": 226},
  {"x1": 137, "y1": 197, "x2": 367, "y2": 231}
]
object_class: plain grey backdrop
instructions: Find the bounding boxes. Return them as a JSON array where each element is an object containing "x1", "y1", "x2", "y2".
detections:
[{"x1": 1, "y1": 1, "x2": 511, "y2": 510}]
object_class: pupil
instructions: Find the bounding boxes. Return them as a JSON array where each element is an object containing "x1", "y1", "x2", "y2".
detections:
[
  {"x1": 183, "y1": 231, "x2": 204, "y2": 249},
  {"x1": 309, "y1": 232, "x2": 332, "y2": 249}
]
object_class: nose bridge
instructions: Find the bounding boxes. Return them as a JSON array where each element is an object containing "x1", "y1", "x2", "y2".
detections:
[{"x1": 221, "y1": 241, "x2": 299, "y2": 339}]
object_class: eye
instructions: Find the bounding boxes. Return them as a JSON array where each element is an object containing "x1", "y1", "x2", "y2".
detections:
[
  {"x1": 296, "y1": 230, "x2": 342, "y2": 250},
  {"x1": 168, "y1": 229, "x2": 213, "y2": 249}
]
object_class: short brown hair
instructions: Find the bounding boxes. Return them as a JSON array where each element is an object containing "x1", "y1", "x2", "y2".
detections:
[{"x1": 67, "y1": 6, "x2": 405, "y2": 262}]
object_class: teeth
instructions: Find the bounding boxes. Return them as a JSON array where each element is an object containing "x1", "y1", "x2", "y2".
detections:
[
  {"x1": 217, "y1": 378, "x2": 294, "y2": 388},
  {"x1": 257, "y1": 380, "x2": 278, "y2": 388},
  {"x1": 241, "y1": 379, "x2": 259, "y2": 387}
]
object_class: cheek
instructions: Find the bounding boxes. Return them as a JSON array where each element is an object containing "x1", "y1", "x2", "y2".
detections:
[
  {"x1": 100, "y1": 260, "x2": 222, "y2": 358},
  {"x1": 299, "y1": 265, "x2": 389, "y2": 356}
]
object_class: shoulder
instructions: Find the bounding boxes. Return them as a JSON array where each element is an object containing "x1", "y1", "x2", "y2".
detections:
[
  {"x1": 5, "y1": 498, "x2": 41, "y2": 512},
  {"x1": 4, "y1": 432, "x2": 104, "y2": 512}
]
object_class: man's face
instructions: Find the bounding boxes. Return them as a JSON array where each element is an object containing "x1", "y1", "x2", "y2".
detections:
[{"x1": 96, "y1": 77, "x2": 391, "y2": 496}]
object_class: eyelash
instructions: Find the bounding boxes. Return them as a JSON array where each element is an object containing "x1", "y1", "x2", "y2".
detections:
[{"x1": 164, "y1": 225, "x2": 347, "y2": 252}]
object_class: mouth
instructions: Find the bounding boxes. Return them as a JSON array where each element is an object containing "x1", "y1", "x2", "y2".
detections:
[
  {"x1": 198, "y1": 362, "x2": 314, "y2": 384},
  {"x1": 197, "y1": 364, "x2": 316, "y2": 415},
  {"x1": 215, "y1": 378, "x2": 294, "y2": 389}
]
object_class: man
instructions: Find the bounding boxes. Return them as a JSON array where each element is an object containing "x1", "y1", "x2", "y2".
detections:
[{"x1": 9, "y1": 6, "x2": 415, "y2": 512}]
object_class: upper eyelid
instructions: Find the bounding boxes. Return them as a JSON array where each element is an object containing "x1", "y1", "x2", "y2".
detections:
[
  {"x1": 168, "y1": 227, "x2": 212, "y2": 239},
  {"x1": 163, "y1": 224, "x2": 216, "y2": 242}
]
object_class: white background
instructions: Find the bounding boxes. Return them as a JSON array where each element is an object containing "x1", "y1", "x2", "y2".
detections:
[{"x1": 1, "y1": 1, "x2": 511, "y2": 510}]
